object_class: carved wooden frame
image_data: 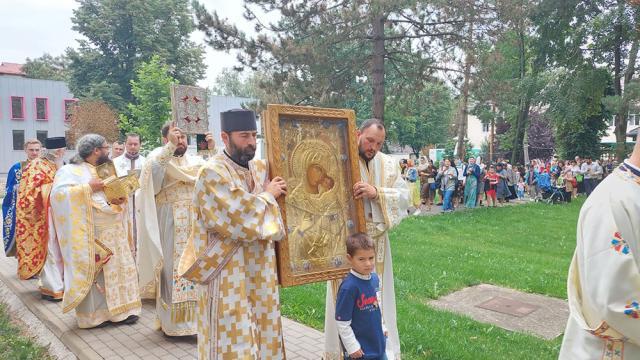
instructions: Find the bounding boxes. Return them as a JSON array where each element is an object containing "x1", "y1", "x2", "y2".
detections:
[{"x1": 264, "y1": 104, "x2": 365, "y2": 287}]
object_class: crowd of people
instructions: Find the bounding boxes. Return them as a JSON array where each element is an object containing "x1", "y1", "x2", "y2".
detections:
[{"x1": 399, "y1": 154, "x2": 617, "y2": 214}]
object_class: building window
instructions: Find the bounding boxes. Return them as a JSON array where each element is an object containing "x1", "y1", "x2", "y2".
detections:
[
  {"x1": 64, "y1": 99, "x2": 78, "y2": 122},
  {"x1": 628, "y1": 114, "x2": 639, "y2": 126},
  {"x1": 35, "y1": 98, "x2": 48, "y2": 120},
  {"x1": 36, "y1": 131, "x2": 48, "y2": 145},
  {"x1": 11, "y1": 96, "x2": 25, "y2": 120},
  {"x1": 13, "y1": 130, "x2": 25, "y2": 150},
  {"x1": 482, "y1": 123, "x2": 490, "y2": 133}
]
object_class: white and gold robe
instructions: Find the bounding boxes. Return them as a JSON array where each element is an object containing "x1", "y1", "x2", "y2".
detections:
[
  {"x1": 324, "y1": 151, "x2": 410, "y2": 360},
  {"x1": 50, "y1": 162, "x2": 141, "y2": 328},
  {"x1": 179, "y1": 153, "x2": 285, "y2": 359},
  {"x1": 137, "y1": 142, "x2": 206, "y2": 336},
  {"x1": 39, "y1": 210, "x2": 65, "y2": 300},
  {"x1": 560, "y1": 161, "x2": 640, "y2": 360},
  {"x1": 113, "y1": 153, "x2": 146, "y2": 253}
]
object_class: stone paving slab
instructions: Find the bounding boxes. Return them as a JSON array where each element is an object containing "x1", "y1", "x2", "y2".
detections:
[
  {"x1": 0, "y1": 256, "x2": 324, "y2": 359},
  {"x1": 428, "y1": 283, "x2": 569, "y2": 340}
]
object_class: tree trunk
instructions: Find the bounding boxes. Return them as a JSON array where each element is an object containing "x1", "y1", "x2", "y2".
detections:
[
  {"x1": 511, "y1": 29, "x2": 529, "y2": 164},
  {"x1": 456, "y1": 2, "x2": 475, "y2": 161},
  {"x1": 615, "y1": 7, "x2": 639, "y2": 160},
  {"x1": 456, "y1": 50, "x2": 473, "y2": 161},
  {"x1": 614, "y1": 6, "x2": 625, "y2": 160},
  {"x1": 523, "y1": 126, "x2": 530, "y2": 165},
  {"x1": 371, "y1": 15, "x2": 386, "y2": 122},
  {"x1": 490, "y1": 104, "x2": 496, "y2": 163}
]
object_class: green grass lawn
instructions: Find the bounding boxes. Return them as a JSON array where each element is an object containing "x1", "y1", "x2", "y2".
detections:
[
  {"x1": 280, "y1": 199, "x2": 583, "y2": 359},
  {"x1": 0, "y1": 304, "x2": 51, "y2": 360}
]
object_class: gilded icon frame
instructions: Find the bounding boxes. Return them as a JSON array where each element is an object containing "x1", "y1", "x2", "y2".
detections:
[{"x1": 264, "y1": 104, "x2": 365, "y2": 287}]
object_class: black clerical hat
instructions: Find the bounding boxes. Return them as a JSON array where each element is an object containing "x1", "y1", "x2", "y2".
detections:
[
  {"x1": 45, "y1": 137, "x2": 66, "y2": 149},
  {"x1": 220, "y1": 109, "x2": 257, "y2": 133}
]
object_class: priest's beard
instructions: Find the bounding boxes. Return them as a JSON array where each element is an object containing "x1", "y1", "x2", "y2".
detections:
[
  {"x1": 359, "y1": 147, "x2": 376, "y2": 162},
  {"x1": 173, "y1": 145, "x2": 187, "y2": 157},
  {"x1": 228, "y1": 140, "x2": 256, "y2": 167},
  {"x1": 96, "y1": 153, "x2": 110, "y2": 166}
]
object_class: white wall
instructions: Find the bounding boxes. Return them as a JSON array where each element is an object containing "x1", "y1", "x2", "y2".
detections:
[{"x1": 466, "y1": 114, "x2": 490, "y2": 149}]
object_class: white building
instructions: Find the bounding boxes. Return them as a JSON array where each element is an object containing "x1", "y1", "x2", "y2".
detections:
[
  {"x1": 0, "y1": 63, "x2": 76, "y2": 176},
  {"x1": 428, "y1": 114, "x2": 488, "y2": 162},
  {"x1": 466, "y1": 114, "x2": 490, "y2": 151}
]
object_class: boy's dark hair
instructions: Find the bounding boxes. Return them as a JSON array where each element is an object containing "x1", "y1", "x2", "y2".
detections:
[{"x1": 346, "y1": 232, "x2": 375, "y2": 256}]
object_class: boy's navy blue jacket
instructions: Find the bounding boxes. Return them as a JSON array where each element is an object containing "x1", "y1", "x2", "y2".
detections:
[{"x1": 335, "y1": 272, "x2": 385, "y2": 359}]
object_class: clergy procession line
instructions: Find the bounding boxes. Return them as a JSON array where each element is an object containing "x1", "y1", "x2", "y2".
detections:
[
  {"x1": 2, "y1": 108, "x2": 640, "y2": 359},
  {"x1": 1, "y1": 111, "x2": 409, "y2": 359}
]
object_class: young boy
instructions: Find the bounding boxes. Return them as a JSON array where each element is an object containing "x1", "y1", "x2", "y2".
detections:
[{"x1": 335, "y1": 232, "x2": 387, "y2": 359}]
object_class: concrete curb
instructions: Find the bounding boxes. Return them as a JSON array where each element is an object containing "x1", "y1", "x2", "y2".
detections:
[
  {"x1": 0, "y1": 258, "x2": 101, "y2": 360},
  {"x1": 0, "y1": 273, "x2": 77, "y2": 359}
]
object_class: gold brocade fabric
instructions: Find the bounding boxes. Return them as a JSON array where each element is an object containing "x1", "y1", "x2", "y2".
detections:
[
  {"x1": 15, "y1": 158, "x2": 57, "y2": 280},
  {"x1": 50, "y1": 165, "x2": 96, "y2": 314},
  {"x1": 180, "y1": 154, "x2": 285, "y2": 359},
  {"x1": 94, "y1": 218, "x2": 140, "y2": 314},
  {"x1": 154, "y1": 181, "x2": 198, "y2": 303}
]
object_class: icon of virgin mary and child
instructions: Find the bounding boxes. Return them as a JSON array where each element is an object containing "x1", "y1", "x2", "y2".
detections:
[{"x1": 285, "y1": 139, "x2": 349, "y2": 271}]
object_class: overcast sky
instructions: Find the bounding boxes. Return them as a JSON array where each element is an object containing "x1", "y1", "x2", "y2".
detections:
[{"x1": 0, "y1": 0, "x2": 258, "y2": 87}]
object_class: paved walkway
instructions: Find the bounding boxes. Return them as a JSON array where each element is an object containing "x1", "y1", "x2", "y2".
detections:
[{"x1": 0, "y1": 256, "x2": 324, "y2": 359}]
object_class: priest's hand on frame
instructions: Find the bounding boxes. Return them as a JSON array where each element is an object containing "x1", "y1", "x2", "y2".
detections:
[
  {"x1": 353, "y1": 181, "x2": 377, "y2": 200},
  {"x1": 266, "y1": 177, "x2": 287, "y2": 198}
]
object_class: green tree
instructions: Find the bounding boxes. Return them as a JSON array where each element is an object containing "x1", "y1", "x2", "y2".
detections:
[
  {"x1": 210, "y1": 68, "x2": 289, "y2": 113},
  {"x1": 67, "y1": 0, "x2": 205, "y2": 111},
  {"x1": 542, "y1": 66, "x2": 611, "y2": 159},
  {"x1": 386, "y1": 82, "x2": 453, "y2": 156},
  {"x1": 120, "y1": 56, "x2": 176, "y2": 150},
  {"x1": 22, "y1": 53, "x2": 69, "y2": 81},
  {"x1": 534, "y1": 0, "x2": 640, "y2": 160},
  {"x1": 211, "y1": 69, "x2": 252, "y2": 98},
  {"x1": 471, "y1": 0, "x2": 547, "y2": 165},
  {"x1": 472, "y1": 24, "x2": 546, "y2": 164},
  {"x1": 193, "y1": 0, "x2": 487, "y2": 123}
]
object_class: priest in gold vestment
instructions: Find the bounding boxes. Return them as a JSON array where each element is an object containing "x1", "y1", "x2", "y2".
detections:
[
  {"x1": 179, "y1": 109, "x2": 287, "y2": 359},
  {"x1": 137, "y1": 122, "x2": 214, "y2": 336},
  {"x1": 324, "y1": 119, "x2": 409, "y2": 360},
  {"x1": 15, "y1": 137, "x2": 67, "y2": 301},
  {"x1": 50, "y1": 134, "x2": 141, "y2": 328},
  {"x1": 560, "y1": 139, "x2": 640, "y2": 360}
]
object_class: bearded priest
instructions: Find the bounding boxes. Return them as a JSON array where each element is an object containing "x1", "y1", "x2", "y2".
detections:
[
  {"x1": 50, "y1": 134, "x2": 141, "y2": 328},
  {"x1": 137, "y1": 122, "x2": 214, "y2": 336}
]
